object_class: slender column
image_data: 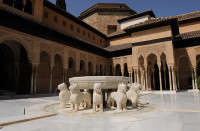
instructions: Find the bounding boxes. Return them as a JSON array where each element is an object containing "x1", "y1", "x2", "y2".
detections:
[
  {"x1": 49, "y1": 65, "x2": 53, "y2": 93},
  {"x1": 152, "y1": 68, "x2": 155, "y2": 90},
  {"x1": 194, "y1": 67, "x2": 198, "y2": 89},
  {"x1": 134, "y1": 69, "x2": 137, "y2": 83},
  {"x1": 31, "y1": 65, "x2": 35, "y2": 94},
  {"x1": 158, "y1": 66, "x2": 162, "y2": 91},
  {"x1": 137, "y1": 69, "x2": 139, "y2": 83},
  {"x1": 145, "y1": 67, "x2": 148, "y2": 91},
  {"x1": 172, "y1": 66, "x2": 176, "y2": 91},
  {"x1": 192, "y1": 68, "x2": 195, "y2": 90},
  {"x1": 163, "y1": 68, "x2": 167, "y2": 90},
  {"x1": 177, "y1": 68, "x2": 180, "y2": 90},
  {"x1": 130, "y1": 72, "x2": 133, "y2": 83},
  {"x1": 33, "y1": 66, "x2": 38, "y2": 94},
  {"x1": 63, "y1": 67, "x2": 67, "y2": 83},
  {"x1": 168, "y1": 67, "x2": 172, "y2": 91}
]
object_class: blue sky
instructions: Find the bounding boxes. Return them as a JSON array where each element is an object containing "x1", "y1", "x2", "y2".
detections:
[{"x1": 49, "y1": 0, "x2": 200, "y2": 17}]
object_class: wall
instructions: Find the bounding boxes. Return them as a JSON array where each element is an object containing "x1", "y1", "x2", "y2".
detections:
[
  {"x1": 179, "y1": 21, "x2": 200, "y2": 34},
  {"x1": 82, "y1": 11, "x2": 133, "y2": 35},
  {"x1": 42, "y1": 7, "x2": 106, "y2": 47}
]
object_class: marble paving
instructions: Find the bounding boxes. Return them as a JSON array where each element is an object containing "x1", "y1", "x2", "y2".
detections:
[{"x1": 0, "y1": 91, "x2": 200, "y2": 131}]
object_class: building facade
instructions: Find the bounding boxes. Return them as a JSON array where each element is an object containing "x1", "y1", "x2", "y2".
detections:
[{"x1": 0, "y1": 0, "x2": 200, "y2": 95}]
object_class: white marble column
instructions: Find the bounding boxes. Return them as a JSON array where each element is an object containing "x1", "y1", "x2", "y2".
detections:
[
  {"x1": 192, "y1": 68, "x2": 195, "y2": 90},
  {"x1": 172, "y1": 66, "x2": 176, "y2": 91},
  {"x1": 163, "y1": 67, "x2": 167, "y2": 90},
  {"x1": 194, "y1": 67, "x2": 198, "y2": 89},
  {"x1": 168, "y1": 67, "x2": 172, "y2": 91},
  {"x1": 145, "y1": 67, "x2": 148, "y2": 91},
  {"x1": 177, "y1": 68, "x2": 180, "y2": 90},
  {"x1": 31, "y1": 64, "x2": 38, "y2": 94},
  {"x1": 49, "y1": 65, "x2": 54, "y2": 93},
  {"x1": 152, "y1": 68, "x2": 155, "y2": 90},
  {"x1": 134, "y1": 69, "x2": 136, "y2": 83},
  {"x1": 137, "y1": 69, "x2": 139, "y2": 83},
  {"x1": 158, "y1": 66, "x2": 162, "y2": 91}
]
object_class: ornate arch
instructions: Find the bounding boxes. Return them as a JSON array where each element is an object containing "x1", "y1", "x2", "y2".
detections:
[{"x1": 0, "y1": 35, "x2": 33, "y2": 63}]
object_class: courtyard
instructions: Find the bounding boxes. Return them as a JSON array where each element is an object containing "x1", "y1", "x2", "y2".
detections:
[{"x1": 0, "y1": 91, "x2": 200, "y2": 131}]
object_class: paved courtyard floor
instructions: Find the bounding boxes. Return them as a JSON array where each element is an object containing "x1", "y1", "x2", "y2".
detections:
[{"x1": 0, "y1": 91, "x2": 200, "y2": 131}]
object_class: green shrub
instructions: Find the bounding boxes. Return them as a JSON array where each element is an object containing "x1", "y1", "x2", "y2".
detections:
[{"x1": 197, "y1": 76, "x2": 200, "y2": 90}]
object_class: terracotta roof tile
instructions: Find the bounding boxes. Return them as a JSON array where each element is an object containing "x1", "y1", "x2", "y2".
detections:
[
  {"x1": 105, "y1": 43, "x2": 132, "y2": 51},
  {"x1": 178, "y1": 30, "x2": 200, "y2": 39}
]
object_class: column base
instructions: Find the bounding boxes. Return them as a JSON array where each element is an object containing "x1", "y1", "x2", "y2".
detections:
[{"x1": 188, "y1": 89, "x2": 199, "y2": 92}]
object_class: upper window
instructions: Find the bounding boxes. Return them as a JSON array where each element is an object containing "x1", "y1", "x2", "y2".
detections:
[
  {"x1": 63, "y1": 21, "x2": 66, "y2": 26},
  {"x1": 88, "y1": 33, "x2": 91, "y2": 38},
  {"x1": 77, "y1": 27, "x2": 80, "y2": 33},
  {"x1": 83, "y1": 30, "x2": 86, "y2": 36},
  {"x1": 54, "y1": 16, "x2": 58, "y2": 23},
  {"x1": 70, "y1": 24, "x2": 74, "y2": 30},
  {"x1": 93, "y1": 35, "x2": 95, "y2": 40},
  {"x1": 44, "y1": 11, "x2": 48, "y2": 18}
]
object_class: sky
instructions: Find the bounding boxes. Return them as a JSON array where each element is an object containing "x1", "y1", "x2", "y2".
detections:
[{"x1": 49, "y1": 0, "x2": 200, "y2": 17}]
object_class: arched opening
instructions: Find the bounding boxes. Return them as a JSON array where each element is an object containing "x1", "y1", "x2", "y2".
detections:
[
  {"x1": 24, "y1": 0, "x2": 33, "y2": 15},
  {"x1": 52, "y1": 54, "x2": 63, "y2": 93},
  {"x1": 37, "y1": 51, "x2": 50, "y2": 93},
  {"x1": 87, "y1": 61, "x2": 93, "y2": 76},
  {"x1": 79, "y1": 60, "x2": 85, "y2": 76},
  {"x1": 104, "y1": 66, "x2": 106, "y2": 76},
  {"x1": 197, "y1": 55, "x2": 200, "y2": 78},
  {"x1": 109, "y1": 65, "x2": 113, "y2": 76},
  {"x1": 66, "y1": 57, "x2": 76, "y2": 86},
  {"x1": 124, "y1": 63, "x2": 129, "y2": 77},
  {"x1": 115, "y1": 64, "x2": 122, "y2": 76},
  {"x1": 0, "y1": 41, "x2": 32, "y2": 94},
  {"x1": 160, "y1": 53, "x2": 169, "y2": 90},
  {"x1": 179, "y1": 57, "x2": 192, "y2": 90},
  {"x1": 147, "y1": 54, "x2": 159, "y2": 90},
  {"x1": 14, "y1": 0, "x2": 23, "y2": 11},
  {"x1": 3, "y1": 0, "x2": 13, "y2": 6}
]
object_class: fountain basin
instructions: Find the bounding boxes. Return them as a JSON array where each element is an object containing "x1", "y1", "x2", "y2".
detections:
[{"x1": 69, "y1": 76, "x2": 129, "y2": 90}]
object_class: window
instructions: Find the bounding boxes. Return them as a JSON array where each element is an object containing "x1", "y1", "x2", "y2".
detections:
[
  {"x1": 88, "y1": 33, "x2": 90, "y2": 38},
  {"x1": 54, "y1": 16, "x2": 58, "y2": 23},
  {"x1": 70, "y1": 24, "x2": 74, "y2": 30},
  {"x1": 77, "y1": 27, "x2": 80, "y2": 33},
  {"x1": 63, "y1": 21, "x2": 66, "y2": 26},
  {"x1": 93, "y1": 35, "x2": 95, "y2": 40},
  {"x1": 107, "y1": 25, "x2": 117, "y2": 35},
  {"x1": 100, "y1": 39, "x2": 102, "y2": 44},
  {"x1": 83, "y1": 30, "x2": 86, "y2": 36},
  {"x1": 44, "y1": 11, "x2": 48, "y2": 18}
]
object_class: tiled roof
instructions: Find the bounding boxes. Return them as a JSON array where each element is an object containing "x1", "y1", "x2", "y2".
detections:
[
  {"x1": 107, "y1": 30, "x2": 126, "y2": 37},
  {"x1": 176, "y1": 11, "x2": 200, "y2": 22},
  {"x1": 105, "y1": 43, "x2": 132, "y2": 51},
  {"x1": 178, "y1": 30, "x2": 200, "y2": 40}
]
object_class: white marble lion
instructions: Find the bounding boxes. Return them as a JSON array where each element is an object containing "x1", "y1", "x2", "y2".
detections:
[
  {"x1": 69, "y1": 83, "x2": 91, "y2": 112},
  {"x1": 126, "y1": 82, "x2": 142, "y2": 108},
  {"x1": 58, "y1": 83, "x2": 70, "y2": 108},
  {"x1": 93, "y1": 83, "x2": 103, "y2": 112},
  {"x1": 107, "y1": 83, "x2": 127, "y2": 112}
]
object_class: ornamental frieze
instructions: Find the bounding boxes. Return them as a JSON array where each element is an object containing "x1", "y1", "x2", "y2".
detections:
[{"x1": 138, "y1": 44, "x2": 166, "y2": 57}]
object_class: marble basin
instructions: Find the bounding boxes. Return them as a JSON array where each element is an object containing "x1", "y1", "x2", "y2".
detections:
[{"x1": 69, "y1": 76, "x2": 129, "y2": 90}]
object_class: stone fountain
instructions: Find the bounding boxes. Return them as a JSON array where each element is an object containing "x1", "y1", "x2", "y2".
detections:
[{"x1": 56, "y1": 76, "x2": 145, "y2": 114}]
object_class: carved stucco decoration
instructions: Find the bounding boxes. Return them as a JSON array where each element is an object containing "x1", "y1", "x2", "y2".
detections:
[
  {"x1": 138, "y1": 44, "x2": 166, "y2": 58},
  {"x1": 195, "y1": 47, "x2": 200, "y2": 55}
]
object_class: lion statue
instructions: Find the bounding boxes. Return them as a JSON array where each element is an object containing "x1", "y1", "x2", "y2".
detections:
[
  {"x1": 93, "y1": 83, "x2": 103, "y2": 112},
  {"x1": 69, "y1": 83, "x2": 91, "y2": 112},
  {"x1": 58, "y1": 83, "x2": 70, "y2": 108},
  {"x1": 107, "y1": 83, "x2": 127, "y2": 112},
  {"x1": 126, "y1": 82, "x2": 142, "y2": 108}
]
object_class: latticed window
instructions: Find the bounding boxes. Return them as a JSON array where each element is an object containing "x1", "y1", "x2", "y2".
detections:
[{"x1": 54, "y1": 16, "x2": 58, "y2": 23}]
